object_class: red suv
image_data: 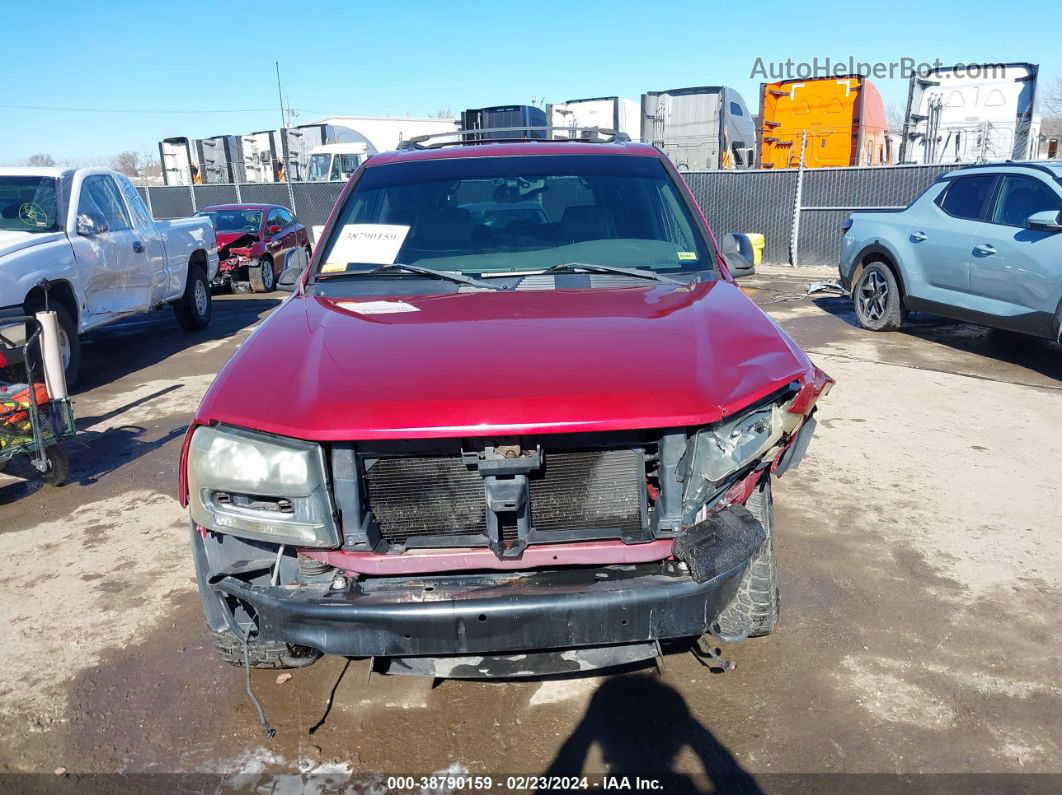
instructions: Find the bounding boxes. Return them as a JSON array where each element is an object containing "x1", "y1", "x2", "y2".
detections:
[
  {"x1": 196, "y1": 203, "x2": 311, "y2": 293},
  {"x1": 181, "y1": 138, "x2": 831, "y2": 677}
]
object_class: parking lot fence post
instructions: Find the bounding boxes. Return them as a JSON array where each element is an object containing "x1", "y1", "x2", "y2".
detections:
[
  {"x1": 189, "y1": 183, "x2": 197, "y2": 214},
  {"x1": 234, "y1": 180, "x2": 242, "y2": 203},
  {"x1": 789, "y1": 132, "x2": 807, "y2": 268},
  {"x1": 286, "y1": 178, "x2": 297, "y2": 218}
]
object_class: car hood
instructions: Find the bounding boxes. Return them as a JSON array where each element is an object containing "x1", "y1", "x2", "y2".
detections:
[
  {"x1": 196, "y1": 280, "x2": 813, "y2": 440},
  {"x1": 215, "y1": 231, "x2": 257, "y2": 250},
  {"x1": 0, "y1": 230, "x2": 65, "y2": 260}
]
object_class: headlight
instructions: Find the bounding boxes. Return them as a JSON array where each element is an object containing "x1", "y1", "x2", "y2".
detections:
[
  {"x1": 681, "y1": 400, "x2": 802, "y2": 523},
  {"x1": 187, "y1": 425, "x2": 339, "y2": 547}
]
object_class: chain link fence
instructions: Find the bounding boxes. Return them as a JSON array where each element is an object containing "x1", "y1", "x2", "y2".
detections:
[{"x1": 138, "y1": 161, "x2": 962, "y2": 267}]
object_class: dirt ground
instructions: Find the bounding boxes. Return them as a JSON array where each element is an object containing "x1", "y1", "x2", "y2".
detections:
[{"x1": 1, "y1": 270, "x2": 1060, "y2": 791}]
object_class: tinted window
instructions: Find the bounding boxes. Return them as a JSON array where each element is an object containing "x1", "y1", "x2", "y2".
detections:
[
  {"x1": 730, "y1": 102, "x2": 744, "y2": 116},
  {"x1": 267, "y1": 208, "x2": 284, "y2": 228},
  {"x1": 939, "y1": 175, "x2": 996, "y2": 221},
  {"x1": 79, "y1": 175, "x2": 131, "y2": 231},
  {"x1": 275, "y1": 207, "x2": 294, "y2": 226},
  {"x1": 992, "y1": 176, "x2": 1062, "y2": 226},
  {"x1": 318, "y1": 155, "x2": 713, "y2": 277}
]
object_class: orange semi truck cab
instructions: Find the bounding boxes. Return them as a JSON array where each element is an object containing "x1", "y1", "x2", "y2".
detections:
[{"x1": 758, "y1": 76, "x2": 891, "y2": 168}]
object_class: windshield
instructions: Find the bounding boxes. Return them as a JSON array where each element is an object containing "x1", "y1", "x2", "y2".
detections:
[
  {"x1": 196, "y1": 209, "x2": 262, "y2": 233},
  {"x1": 315, "y1": 154, "x2": 716, "y2": 279},
  {"x1": 0, "y1": 176, "x2": 61, "y2": 233},
  {"x1": 307, "y1": 154, "x2": 331, "y2": 181}
]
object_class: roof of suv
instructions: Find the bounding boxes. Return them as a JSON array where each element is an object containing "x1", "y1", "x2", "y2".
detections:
[
  {"x1": 367, "y1": 140, "x2": 661, "y2": 167},
  {"x1": 944, "y1": 161, "x2": 1062, "y2": 180}
]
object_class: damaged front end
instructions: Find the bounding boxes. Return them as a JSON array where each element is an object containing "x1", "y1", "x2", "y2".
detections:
[
  {"x1": 184, "y1": 365, "x2": 832, "y2": 675},
  {"x1": 214, "y1": 235, "x2": 257, "y2": 287}
]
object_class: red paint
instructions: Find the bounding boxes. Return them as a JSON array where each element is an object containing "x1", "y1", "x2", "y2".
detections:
[
  {"x1": 184, "y1": 142, "x2": 833, "y2": 561},
  {"x1": 198, "y1": 203, "x2": 310, "y2": 277},
  {"x1": 304, "y1": 539, "x2": 677, "y2": 576},
  {"x1": 194, "y1": 279, "x2": 815, "y2": 440}
]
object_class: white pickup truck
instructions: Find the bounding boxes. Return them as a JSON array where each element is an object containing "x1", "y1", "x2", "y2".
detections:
[{"x1": 0, "y1": 167, "x2": 219, "y2": 384}]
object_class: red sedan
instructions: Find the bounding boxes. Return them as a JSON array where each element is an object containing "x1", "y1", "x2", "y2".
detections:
[{"x1": 195, "y1": 203, "x2": 311, "y2": 293}]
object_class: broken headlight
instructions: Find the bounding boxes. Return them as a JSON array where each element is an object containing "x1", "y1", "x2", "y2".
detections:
[
  {"x1": 681, "y1": 400, "x2": 802, "y2": 523},
  {"x1": 187, "y1": 425, "x2": 339, "y2": 547}
]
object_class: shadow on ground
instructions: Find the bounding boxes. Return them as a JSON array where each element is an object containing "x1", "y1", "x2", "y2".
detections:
[
  {"x1": 74, "y1": 296, "x2": 280, "y2": 393},
  {"x1": 811, "y1": 295, "x2": 1062, "y2": 382},
  {"x1": 540, "y1": 673, "x2": 761, "y2": 794}
]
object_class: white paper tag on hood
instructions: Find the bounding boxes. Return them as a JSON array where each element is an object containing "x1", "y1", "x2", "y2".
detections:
[{"x1": 336, "y1": 300, "x2": 420, "y2": 315}]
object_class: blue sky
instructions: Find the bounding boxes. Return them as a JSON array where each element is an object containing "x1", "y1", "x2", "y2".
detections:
[{"x1": 1, "y1": 0, "x2": 1056, "y2": 164}]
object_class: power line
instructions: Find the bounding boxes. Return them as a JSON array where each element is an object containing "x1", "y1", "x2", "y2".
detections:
[{"x1": 0, "y1": 103, "x2": 278, "y2": 114}]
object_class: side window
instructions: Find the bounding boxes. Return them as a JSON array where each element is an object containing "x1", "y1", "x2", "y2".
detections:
[
  {"x1": 729, "y1": 101, "x2": 743, "y2": 117},
  {"x1": 275, "y1": 207, "x2": 294, "y2": 227},
  {"x1": 78, "y1": 175, "x2": 132, "y2": 231},
  {"x1": 114, "y1": 174, "x2": 154, "y2": 228},
  {"x1": 938, "y1": 175, "x2": 997, "y2": 221},
  {"x1": 267, "y1": 208, "x2": 283, "y2": 230},
  {"x1": 992, "y1": 176, "x2": 1062, "y2": 227}
]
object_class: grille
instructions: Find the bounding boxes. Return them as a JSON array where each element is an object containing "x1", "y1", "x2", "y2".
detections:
[
  {"x1": 366, "y1": 449, "x2": 645, "y2": 545},
  {"x1": 366, "y1": 456, "x2": 486, "y2": 542},
  {"x1": 529, "y1": 449, "x2": 643, "y2": 532}
]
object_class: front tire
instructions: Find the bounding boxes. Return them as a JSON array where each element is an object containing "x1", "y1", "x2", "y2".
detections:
[
  {"x1": 248, "y1": 257, "x2": 275, "y2": 294},
  {"x1": 173, "y1": 266, "x2": 213, "y2": 331},
  {"x1": 853, "y1": 261, "x2": 905, "y2": 331},
  {"x1": 714, "y1": 477, "x2": 779, "y2": 638}
]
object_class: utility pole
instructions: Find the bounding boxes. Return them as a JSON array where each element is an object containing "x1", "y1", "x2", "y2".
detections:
[{"x1": 275, "y1": 61, "x2": 286, "y2": 128}]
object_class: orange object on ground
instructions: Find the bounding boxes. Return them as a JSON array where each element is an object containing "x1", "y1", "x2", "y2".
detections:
[
  {"x1": 758, "y1": 76, "x2": 891, "y2": 168},
  {"x1": 1, "y1": 383, "x2": 50, "y2": 425}
]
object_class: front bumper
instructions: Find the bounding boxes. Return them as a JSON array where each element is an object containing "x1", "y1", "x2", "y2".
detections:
[{"x1": 211, "y1": 559, "x2": 749, "y2": 658}]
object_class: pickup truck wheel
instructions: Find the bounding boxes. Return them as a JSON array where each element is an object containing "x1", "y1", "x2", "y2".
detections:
[
  {"x1": 853, "y1": 262, "x2": 905, "y2": 331},
  {"x1": 209, "y1": 629, "x2": 320, "y2": 669},
  {"x1": 713, "y1": 477, "x2": 778, "y2": 639},
  {"x1": 173, "y1": 267, "x2": 212, "y2": 331},
  {"x1": 248, "y1": 257, "x2": 275, "y2": 293}
]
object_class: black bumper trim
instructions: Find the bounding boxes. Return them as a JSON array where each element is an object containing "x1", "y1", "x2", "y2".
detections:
[{"x1": 212, "y1": 562, "x2": 748, "y2": 658}]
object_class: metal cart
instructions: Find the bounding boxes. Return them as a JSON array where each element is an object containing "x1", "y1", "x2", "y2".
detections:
[{"x1": 0, "y1": 316, "x2": 75, "y2": 485}]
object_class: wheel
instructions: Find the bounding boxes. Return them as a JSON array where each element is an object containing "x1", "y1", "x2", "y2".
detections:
[
  {"x1": 41, "y1": 445, "x2": 69, "y2": 486},
  {"x1": 714, "y1": 477, "x2": 778, "y2": 638},
  {"x1": 248, "y1": 257, "x2": 275, "y2": 293},
  {"x1": 853, "y1": 261, "x2": 906, "y2": 331},
  {"x1": 209, "y1": 629, "x2": 320, "y2": 670},
  {"x1": 172, "y1": 266, "x2": 213, "y2": 331}
]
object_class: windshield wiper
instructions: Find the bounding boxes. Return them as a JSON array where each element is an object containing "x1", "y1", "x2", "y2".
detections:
[
  {"x1": 541, "y1": 262, "x2": 687, "y2": 285},
  {"x1": 321, "y1": 263, "x2": 505, "y2": 291}
]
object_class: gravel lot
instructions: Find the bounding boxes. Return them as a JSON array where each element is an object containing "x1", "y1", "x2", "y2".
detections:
[{"x1": 1, "y1": 270, "x2": 1059, "y2": 789}]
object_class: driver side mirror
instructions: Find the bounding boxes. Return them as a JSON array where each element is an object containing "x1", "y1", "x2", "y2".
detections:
[
  {"x1": 721, "y1": 232, "x2": 756, "y2": 277},
  {"x1": 1026, "y1": 210, "x2": 1062, "y2": 232},
  {"x1": 76, "y1": 212, "x2": 108, "y2": 237},
  {"x1": 277, "y1": 266, "x2": 303, "y2": 292},
  {"x1": 268, "y1": 224, "x2": 282, "y2": 235}
]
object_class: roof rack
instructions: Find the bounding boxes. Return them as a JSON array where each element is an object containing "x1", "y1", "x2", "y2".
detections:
[{"x1": 397, "y1": 126, "x2": 632, "y2": 151}]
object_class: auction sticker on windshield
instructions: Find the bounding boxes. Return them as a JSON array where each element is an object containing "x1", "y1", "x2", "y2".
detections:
[{"x1": 321, "y1": 224, "x2": 409, "y2": 271}]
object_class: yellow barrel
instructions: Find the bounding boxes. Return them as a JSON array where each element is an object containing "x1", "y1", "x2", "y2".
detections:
[{"x1": 745, "y1": 233, "x2": 765, "y2": 265}]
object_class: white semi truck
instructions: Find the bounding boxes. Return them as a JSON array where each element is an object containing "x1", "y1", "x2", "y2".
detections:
[
  {"x1": 548, "y1": 97, "x2": 642, "y2": 138},
  {"x1": 899, "y1": 62, "x2": 1041, "y2": 164}
]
